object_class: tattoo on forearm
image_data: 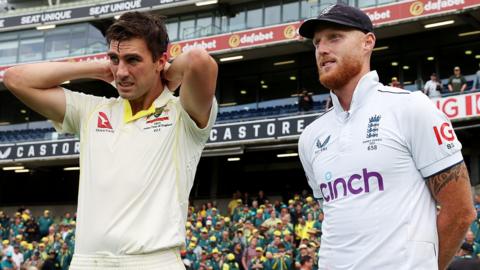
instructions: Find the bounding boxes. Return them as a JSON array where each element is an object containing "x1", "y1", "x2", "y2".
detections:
[{"x1": 427, "y1": 162, "x2": 467, "y2": 201}]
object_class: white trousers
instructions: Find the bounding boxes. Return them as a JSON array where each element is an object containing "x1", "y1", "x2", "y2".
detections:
[{"x1": 68, "y1": 248, "x2": 186, "y2": 270}]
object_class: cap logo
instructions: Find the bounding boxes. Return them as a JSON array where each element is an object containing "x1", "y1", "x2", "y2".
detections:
[{"x1": 320, "y1": 4, "x2": 336, "y2": 16}]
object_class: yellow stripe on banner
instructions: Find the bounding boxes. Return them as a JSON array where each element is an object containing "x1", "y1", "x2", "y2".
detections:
[{"x1": 123, "y1": 99, "x2": 155, "y2": 123}]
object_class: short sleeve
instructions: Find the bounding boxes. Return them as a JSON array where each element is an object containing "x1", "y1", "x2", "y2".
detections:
[
  {"x1": 405, "y1": 92, "x2": 463, "y2": 178},
  {"x1": 298, "y1": 132, "x2": 323, "y2": 199},
  {"x1": 177, "y1": 97, "x2": 218, "y2": 145},
  {"x1": 52, "y1": 89, "x2": 106, "y2": 135}
]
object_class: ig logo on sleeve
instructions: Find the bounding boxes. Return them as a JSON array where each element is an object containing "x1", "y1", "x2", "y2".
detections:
[{"x1": 433, "y1": 122, "x2": 455, "y2": 149}]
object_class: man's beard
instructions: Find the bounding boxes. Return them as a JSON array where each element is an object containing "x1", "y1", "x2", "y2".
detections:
[{"x1": 318, "y1": 54, "x2": 362, "y2": 90}]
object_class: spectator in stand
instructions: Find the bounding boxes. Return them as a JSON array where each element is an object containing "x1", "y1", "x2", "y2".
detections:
[
  {"x1": 299, "y1": 255, "x2": 314, "y2": 270},
  {"x1": 22, "y1": 251, "x2": 44, "y2": 270},
  {"x1": 2, "y1": 240, "x2": 13, "y2": 260},
  {"x1": 257, "y1": 191, "x2": 268, "y2": 206},
  {"x1": 248, "y1": 247, "x2": 265, "y2": 270},
  {"x1": 37, "y1": 211, "x2": 53, "y2": 238},
  {"x1": 1, "y1": 251, "x2": 17, "y2": 270},
  {"x1": 242, "y1": 237, "x2": 258, "y2": 270},
  {"x1": 24, "y1": 218, "x2": 39, "y2": 243},
  {"x1": 448, "y1": 242, "x2": 480, "y2": 270},
  {"x1": 40, "y1": 250, "x2": 59, "y2": 270},
  {"x1": 57, "y1": 244, "x2": 72, "y2": 270},
  {"x1": 298, "y1": 90, "x2": 314, "y2": 112},
  {"x1": 448, "y1": 66, "x2": 468, "y2": 93},
  {"x1": 228, "y1": 192, "x2": 242, "y2": 215},
  {"x1": 390, "y1": 77, "x2": 401, "y2": 88},
  {"x1": 472, "y1": 63, "x2": 480, "y2": 91},
  {"x1": 464, "y1": 231, "x2": 480, "y2": 257},
  {"x1": 424, "y1": 73, "x2": 443, "y2": 98},
  {"x1": 11, "y1": 245, "x2": 24, "y2": 269},
  {"x1": 232, "y1": 243, "x2": 244, "y2": 270}
]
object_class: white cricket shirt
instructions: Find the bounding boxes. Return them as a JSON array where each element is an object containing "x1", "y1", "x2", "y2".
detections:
[
  {"x1": 54, "y1": 88, "x2": 217, "y2": 256},
  {"x1": 298, "y1": 71, "x2": 463, "y2": 270}
]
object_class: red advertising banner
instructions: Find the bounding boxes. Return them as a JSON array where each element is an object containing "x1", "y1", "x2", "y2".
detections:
[
  {"x1": 167, "y1": 22, "x2": 301, "y2": 58},
  {"x1": 433, "y1": 92, "x2": 480, "y2": 121},
  {"x1": 364, "y1": 0, "x2": 479, "y2": 26}
]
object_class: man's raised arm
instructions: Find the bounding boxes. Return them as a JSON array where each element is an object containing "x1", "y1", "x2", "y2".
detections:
[
  {"x1": 163, "y1": 48, "x2": 218, "y2": 128},
  {"x1": 4, "y1": 61, "x2": 112, "y2": 123},
  {"x1": 427, "y1": 162, "x2": 476, "y2": 270}
]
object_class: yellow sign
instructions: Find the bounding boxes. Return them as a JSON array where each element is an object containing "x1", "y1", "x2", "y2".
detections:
[
  {"x1": 169, "y1": 44, "x2": 182, "y2": 58},
  {"x1": 228, "y1": 34, "x2": 241, "y2": 48},
  {"x1": 284, "y1": 25, "x2": 296, "y2": 39},
  {"x1": 409, "y1": 1, "x2": 424, "y2": 16}
]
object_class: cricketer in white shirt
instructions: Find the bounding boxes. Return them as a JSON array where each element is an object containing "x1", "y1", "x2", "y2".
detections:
[{"x1": 299, "y1": 71, "x2": 463, "y2": 269}]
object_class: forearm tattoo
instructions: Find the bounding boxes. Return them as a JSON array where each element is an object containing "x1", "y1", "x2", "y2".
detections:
[{"x1": 426, "y1": 162, "x2": 468, "y2": 202}]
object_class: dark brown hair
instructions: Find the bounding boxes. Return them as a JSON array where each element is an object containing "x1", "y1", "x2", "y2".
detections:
[{"x1": 106, "y1": 12, "x2": 169, "y2": 61}]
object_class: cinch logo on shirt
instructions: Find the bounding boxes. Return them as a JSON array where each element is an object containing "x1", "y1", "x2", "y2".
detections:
[
  {"x1": 97, "y1": 112, "x2": 113, "y2": 131},
  {"x1": 433, "y1": 122, "x2": 455, "y2": 145},
  {"x1": 320, "y1": 169, "x2": 384, "y2": 202}
]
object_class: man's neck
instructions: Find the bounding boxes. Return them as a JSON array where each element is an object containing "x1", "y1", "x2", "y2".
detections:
[
  {"x1": 129, "y1": 81, "x2": 164, "y2": 115},
  {"x1": 332, "y1": 69, "x2": 370, "y2": 111}
]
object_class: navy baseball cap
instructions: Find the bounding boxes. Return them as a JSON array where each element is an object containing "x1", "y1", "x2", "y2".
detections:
[{"x1": 299, "y1": 4, "x2": 373, "y2": 39}]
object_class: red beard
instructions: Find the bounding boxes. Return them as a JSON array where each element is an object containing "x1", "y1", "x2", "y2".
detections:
[{"x1": 318, "y1": 54, "x2": 362, "y2": 90}]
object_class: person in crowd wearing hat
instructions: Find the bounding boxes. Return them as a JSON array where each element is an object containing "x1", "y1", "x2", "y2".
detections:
[
  {"x1": 389, "y1": 77, "x2": 401, "y2": 88},
  {"x1": 2, "y1": 240, "x2": 13, "y2": 261},
  {"x1": 199, "y1": 229, "x2": 211, "y2": 250},
  {"x1": 448, "y1": 66, "x2": 468, "y2": 93},
  {"x1": 209, "y1": 248, "x2": 223, "y2": 270},
  {"x1": 38, "y1": 211, "x2": 53, "y2": 239},
  {"x1": 447, "y1": 242, "x2": 480, "y2": 270},
  {"x1": 37, "y1": 244, "x2": 48, "y2": 261},
  {"x1": 233, "y1": 228, "x2": 247, "y2": 248},
  {"x1": 298, "y1": 3, "x2": 475, "y2": 270},
  {"x1": 249, "y1": 247, "x2": 266, "y2": 270},
  {"x1": 424, "y1": 73, "x2": 443, "y2": 98},
  {"x1": 228, "y1": 194, "x2": 241, "y2": 216},
  {"x1": 270, "y1": 244, "x2": 291, "y2": 270},
  {"x1": 222, "y1": 253, "x2": 240, "y2": 270},
  {"x1": 253, "y1": 210, "x2": 265, "y2": 228},
  {"x1": 266, "y1": 233, "x2": 283, "y2": 254},
  {"x1": 295, "y1": 244, "x2": 309, "y2": 269},
  {"x1": 1, "y1": 251, "x2": 17, "y2": 270}
]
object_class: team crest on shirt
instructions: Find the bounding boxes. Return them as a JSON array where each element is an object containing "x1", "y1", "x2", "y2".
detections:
[
  {"x1": 362, "y1": 114, "x2": 382, "y2": 151},
  {"x1": 144, "y1": 105, "x2": 173, "y2": 132},
  {"x1": 314, "y1": 135, "x2": 331, "y2": 154}
]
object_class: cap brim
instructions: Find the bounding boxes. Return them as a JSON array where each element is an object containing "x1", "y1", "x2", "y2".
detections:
[{"x1": 299, "y1": 18, "x2": 368, "y2": 39}]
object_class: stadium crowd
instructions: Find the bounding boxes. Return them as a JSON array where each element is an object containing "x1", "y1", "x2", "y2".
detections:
[{"x1": 0, "y1": 190, "x2": 479, "y2": 270}]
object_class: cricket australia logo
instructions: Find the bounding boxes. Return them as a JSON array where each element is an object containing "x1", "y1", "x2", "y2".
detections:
[
  {"x1": 363, "y1": 115, "x2": 382, "y2": 151},
  {"x1": 314, "y1": 135, "x2": 331, "y2": 154}
]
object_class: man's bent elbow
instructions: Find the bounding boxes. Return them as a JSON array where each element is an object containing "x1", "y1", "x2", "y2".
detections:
[{"x1": 3, "y1": 67, "x2": 21, "y2": 92}]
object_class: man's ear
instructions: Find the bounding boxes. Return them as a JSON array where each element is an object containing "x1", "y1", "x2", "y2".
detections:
[
  {"x1": 156, "y1": 52, "x2": 168, "y2": 73},
  {"x1": 364, "y1": 32, "x2": 376, "y2": 52}
]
